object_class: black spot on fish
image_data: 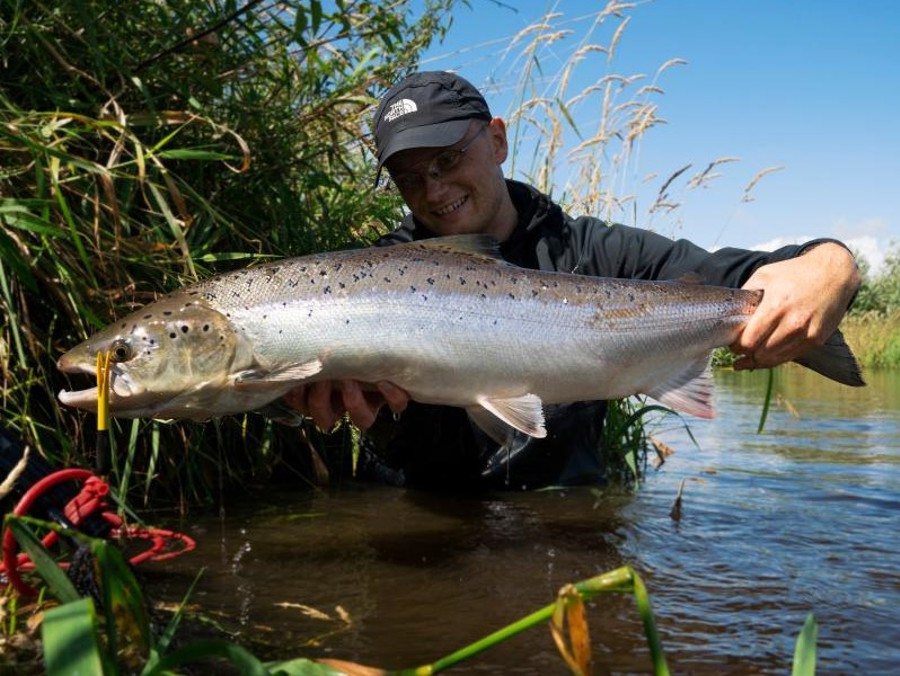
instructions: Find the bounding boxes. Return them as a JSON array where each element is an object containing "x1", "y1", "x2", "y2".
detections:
[
  {"x1": 319, "y1": 269, "x2": 327, "y2": 277},
  {"x1": 383, "y1": 276, "x2": 391, "y2": 283},
  {"x1": 480, "y1": 293, "x2": 487, "y2": 300},
  {"x1": 203, "y1": 324, "x2": 210, "y2": 332},
  {"x1": 288, "y1": 279, "x2": 298, "y2": 288},
  {"x1": 427, "y1": 277, "x2": 435, "y2": 285},
  {"x1": 410, "y1": 285, "x2": 417, "y2": 293},
  {"x1": 338, "y1": 282, "x2": 346, "y2": 289},
  {"x1": 508, "y1": 293, "x2": 515, "y2": 300},
  {"x1": 531, "y1": 290, "x2": 539, "y2": 297},
  {"x1": 324, "y1": 286, "x2": 332, "y2": 294},
  {"x1": 163, "y1": 311, "x2": 172, "y2": 316},
  {"x1": 628, "y1": 293, "x2": 635, "y2": 302},
  {"x1": 422, "y1": 294, "x2": 428, "y2": 301},
  {"x1": 459, "y1": 277, "x2": 466, "y2": 285},
  {"x1": 143, "y1": 314, "x2": 152, "y2": 319},
  {"x1": 169, "y1": 332, "x2": 177, "y2": 339},
  {"x1": 180, "y1": 325, "x2": 189, "y2": 333}
]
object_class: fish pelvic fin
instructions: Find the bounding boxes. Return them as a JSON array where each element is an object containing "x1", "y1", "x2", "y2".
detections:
[
  {"x1": 645, "y1": 356, "x2": 716, "y2": 419},
  {"x1": 791, "y1": 329, "x2": 865, "y2": 387},
  {"x1": 467, "y1": 393, "x2": 548, "y2": 444},
  {"x1": 233, "y1": 358, "x2": 324, "y2": 390}
]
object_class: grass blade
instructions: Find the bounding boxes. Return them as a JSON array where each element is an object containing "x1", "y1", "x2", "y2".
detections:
[
  {"x1": 3, "y1": 515, "x2": 79, "y2": 603},
  {"x1": 791, "y1": 613, "x2": 818, "y2": 676},
  {"x1": 42, "y1": 598, "x2": 111, "y2": 676}
]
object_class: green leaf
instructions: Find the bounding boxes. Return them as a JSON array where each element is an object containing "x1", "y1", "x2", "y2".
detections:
[
  {"x1": 43, "y1": 598, "x2": 110, "y2": 676},
  {"x1": 92, "y1": 538, "x2": 152, "y2": 660},
  {"x1": 155, "y1": 149, "x2": 237, "y2": 161},
  {"x1": 142, "y1": 639, "x2": 270, "y2": 675},
  {"x1": 791, "y1": 613, "x2": 818, "y2": 676},
  {"x1": 3, "y1": 515, "x2": 79, "y2": 604}
]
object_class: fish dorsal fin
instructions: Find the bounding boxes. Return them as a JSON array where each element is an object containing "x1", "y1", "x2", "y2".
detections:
[
  {"x1": 645, "y1": 355, "x2": 716, "y2": 419},
  {"x1": 415, "y1": 234, "x2": 504, "y2": 261},
  {"x1": 233, "y1": 358, "x2": 324, "y2": 390},
  {"x1": 468, "y1": 393, "x2": 547, "y2": 442}
]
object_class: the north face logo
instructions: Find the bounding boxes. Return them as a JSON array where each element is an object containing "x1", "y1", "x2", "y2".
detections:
[{"x1": 383, "y1": 98, "x2": 417, "y2": 122}]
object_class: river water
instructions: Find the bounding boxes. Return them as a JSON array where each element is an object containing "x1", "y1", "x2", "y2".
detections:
[{"x1": 152, "y1": 368, "x2": 899, "y2": 674}]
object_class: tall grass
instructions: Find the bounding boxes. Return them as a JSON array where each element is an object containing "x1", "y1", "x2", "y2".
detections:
[{"x1": 0, "y1": 0, "x2": 456, "y2": 504}]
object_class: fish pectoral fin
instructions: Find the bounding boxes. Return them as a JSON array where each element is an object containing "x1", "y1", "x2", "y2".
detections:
[
  {"x1": 645, "y1": 356, "x2": 716, "y2": 419},
  {"x1": 233, "y1": 358, "x2": 324, "y2": 390},
  {"x1": 469, "y1": 393, "x2": 547, "y2": 442}
]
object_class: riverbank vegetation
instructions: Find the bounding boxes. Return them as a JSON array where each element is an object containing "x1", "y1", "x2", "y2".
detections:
[
  {"x1": 3, "y1": 0, "x2": 896, "y2": 507},
  {"x1": 0, "y1": 0, "x2": 860, "y2": 672}
]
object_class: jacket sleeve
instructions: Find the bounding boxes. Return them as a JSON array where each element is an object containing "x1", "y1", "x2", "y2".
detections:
[{"x1": 569, "y1": 218, "x2": 850, "y2": 288}]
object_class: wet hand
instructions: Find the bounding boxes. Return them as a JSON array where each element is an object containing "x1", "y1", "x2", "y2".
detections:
[
  {"x1": 283, "y1": 380, "x2": 410, "y2": 431},
  {"x1": 731, "y1": 243, "x2": 860, "y2": 370}
]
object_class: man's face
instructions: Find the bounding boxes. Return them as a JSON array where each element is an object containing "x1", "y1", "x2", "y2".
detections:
[{"x1": 385, "y1": 119, "x2": 512, "y2": 239}]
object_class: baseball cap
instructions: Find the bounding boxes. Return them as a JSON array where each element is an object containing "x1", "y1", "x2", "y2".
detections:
[{"x1": 372, "y1": 71, "x2": 492, "y2": 172}]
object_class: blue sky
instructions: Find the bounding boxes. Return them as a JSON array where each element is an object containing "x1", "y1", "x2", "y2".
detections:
[{"x1": 416, "y1": 0, "x2": 899, "y2": 275}]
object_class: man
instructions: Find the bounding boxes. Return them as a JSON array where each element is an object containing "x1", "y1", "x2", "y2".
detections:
[{"x1": 286, "y1": 71, "x2": 860, "y2": 490}]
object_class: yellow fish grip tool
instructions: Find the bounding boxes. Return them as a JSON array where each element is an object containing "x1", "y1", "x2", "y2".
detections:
[{"x1": 95, "y1": 350, "x2": 112, "y2": 475}]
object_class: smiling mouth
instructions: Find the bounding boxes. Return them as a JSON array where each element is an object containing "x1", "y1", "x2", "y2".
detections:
[{"x1": 434, "y1": 195, "x2": 468, "y2": 216}]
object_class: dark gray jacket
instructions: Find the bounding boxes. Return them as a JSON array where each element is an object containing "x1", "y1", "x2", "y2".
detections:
[{"x1": 361, "y1": 180, "x2": 840, "y2": 491}]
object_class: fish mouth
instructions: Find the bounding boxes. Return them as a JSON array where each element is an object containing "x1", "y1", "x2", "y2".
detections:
[{"x1": 57, "y1": 360, "x2": 148, "y2": 412}]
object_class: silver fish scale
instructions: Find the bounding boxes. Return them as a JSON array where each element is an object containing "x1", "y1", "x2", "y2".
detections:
[{"x1": 174, "y1": 242, "x2": 758, "y2": 406}]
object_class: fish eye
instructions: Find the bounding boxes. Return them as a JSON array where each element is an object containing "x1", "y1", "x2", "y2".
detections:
[{"x1": 109, "y1": 339, "x2": 133, "y2": 363}]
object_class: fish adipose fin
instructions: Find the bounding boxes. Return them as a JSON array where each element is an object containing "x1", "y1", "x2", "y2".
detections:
[
  {"x1": 791, "y1": 329, "x2": 865, "y2": 387},
  {"x1": 233, "y1": 358, "x2": 324, "y2": 390},
  {"x1": 466, "y1": 393, "x2": 547, "y2": 444},
  {"x1": 645, "y1": 356, "x2": 715, "y2": 419}
]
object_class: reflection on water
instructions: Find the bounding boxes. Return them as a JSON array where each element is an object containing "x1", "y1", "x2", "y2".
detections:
[{"x1": 151, "y1": 368, "x2": 900, "y2": 674}]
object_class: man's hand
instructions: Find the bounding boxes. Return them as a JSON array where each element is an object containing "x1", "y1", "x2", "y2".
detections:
[
  {"x1": 731, "y1": 242, "x2": 860, "y2": 370},
  {"x1": 283, "y1": 380, "x2": 410, "y2": 431}
]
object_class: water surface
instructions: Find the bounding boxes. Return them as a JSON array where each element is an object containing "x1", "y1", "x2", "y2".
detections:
[{"x1": 152, "y1": 368, "x2": 900, "y2": 674}]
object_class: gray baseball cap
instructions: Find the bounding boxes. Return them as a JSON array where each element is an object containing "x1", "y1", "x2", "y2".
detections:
[{"x1": 372, "y1": 71, "x2": 492, "y2": 171}]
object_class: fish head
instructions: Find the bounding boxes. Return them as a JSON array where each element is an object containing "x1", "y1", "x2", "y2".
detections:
[{"x1": 57, "y1": 295, "x2": 245, "y2": 419}]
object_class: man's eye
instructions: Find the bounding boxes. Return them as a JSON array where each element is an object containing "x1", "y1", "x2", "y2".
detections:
[
  {"x1": 393, "y1": 174, "x2": 420, "y2": 191},
  {"x1": 434, "y1": 150, "x2": 461, "y2": 173}
]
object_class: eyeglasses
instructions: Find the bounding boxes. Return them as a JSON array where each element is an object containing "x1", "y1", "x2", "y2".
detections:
[{"x1": 387, "y1": 125, "x2": 488, "y2": 193}]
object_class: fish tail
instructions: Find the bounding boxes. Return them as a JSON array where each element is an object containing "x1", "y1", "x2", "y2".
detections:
[{"x1": 791, "y1": 329, "x2": 865, "y2": 387}]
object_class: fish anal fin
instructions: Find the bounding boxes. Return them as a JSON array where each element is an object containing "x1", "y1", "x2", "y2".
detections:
[
  {"x1": 470, "y1": 393, "x2": 547, "y2": 441},
  {"x1": 233, "y1": 358, "x2": 324, "y2": 390},
  {"x1": 645, "y1": 356, "x2": 716, "y2": 419}
]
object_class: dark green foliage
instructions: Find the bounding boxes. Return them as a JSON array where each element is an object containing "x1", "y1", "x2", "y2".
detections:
[{"x1": 0, "y1": 0, "x2": 456, "y2": 504}]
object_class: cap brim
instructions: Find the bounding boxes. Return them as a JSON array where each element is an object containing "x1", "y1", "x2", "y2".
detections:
[{"x1": 376, "y1": 119, "x2": 473, "y2": 170}]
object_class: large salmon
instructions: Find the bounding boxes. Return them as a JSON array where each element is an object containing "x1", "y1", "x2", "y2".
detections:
[{"x1": 57, "y1": 236, "x2": 863, "y2": 442}]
